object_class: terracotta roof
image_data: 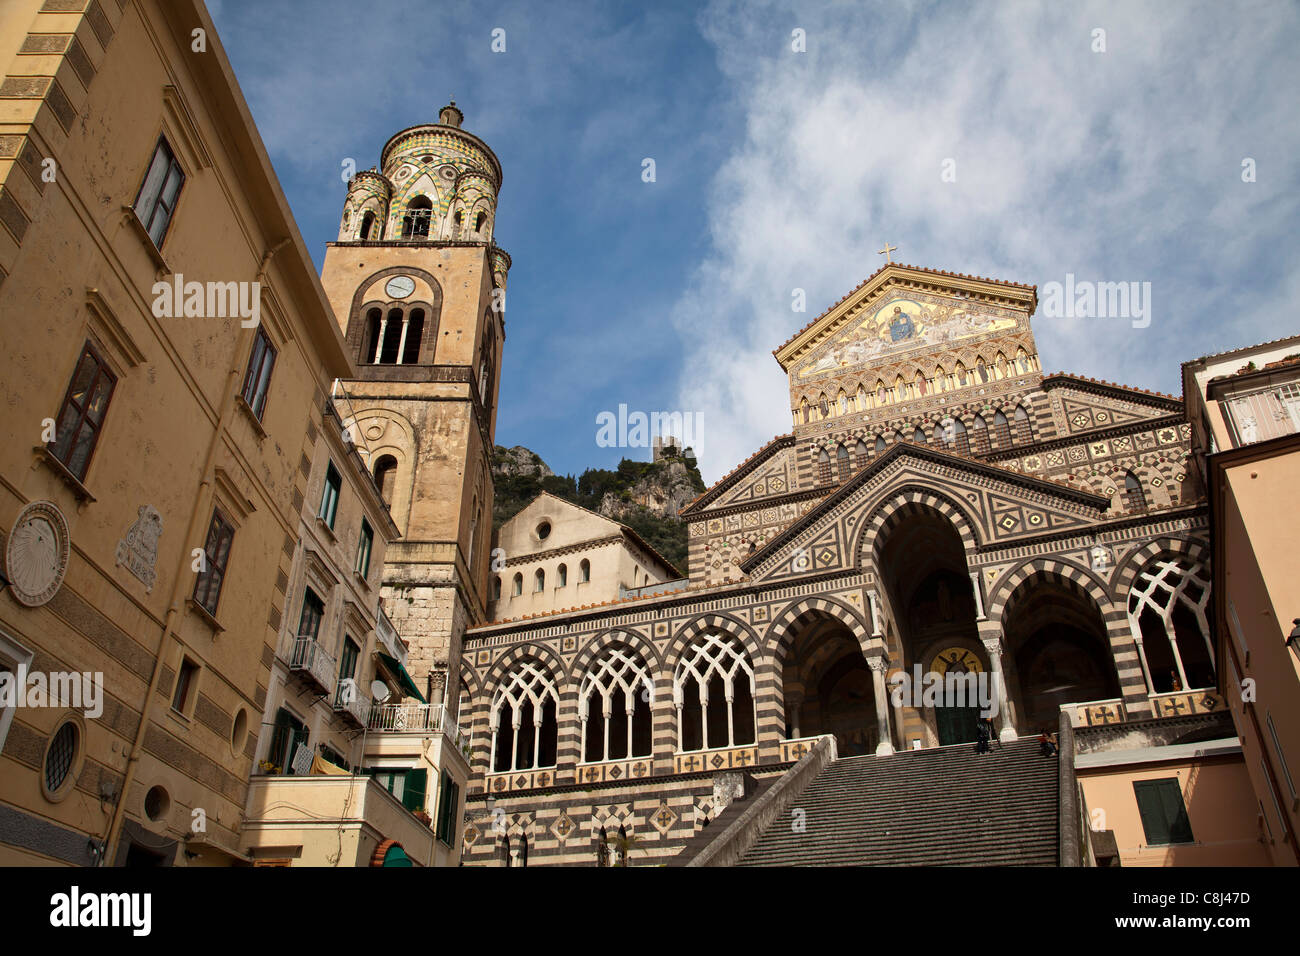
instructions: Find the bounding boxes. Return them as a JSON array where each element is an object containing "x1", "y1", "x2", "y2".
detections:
[
  {"x1": 1042, "y1": 372, "x2": 1180, "y2": 403},
  {"x1": 773, "y1": 263, "x2": 1038, "y2": 358},
  {"x1": 679, "y1": 434, "x2": 794, "y2": 516}
]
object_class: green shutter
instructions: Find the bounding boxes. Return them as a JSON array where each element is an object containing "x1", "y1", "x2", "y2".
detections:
[
  {"x1": 402, "y1": 768, "x2": 427, "y2": 813},
  {"x1": 1134, "y1": 779, "x2": 1193, "y2": 845}
]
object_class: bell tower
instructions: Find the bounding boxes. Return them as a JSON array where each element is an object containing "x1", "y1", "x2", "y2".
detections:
[{"x1": 320, "y1": 101, "x2": 510, "y2": 708}]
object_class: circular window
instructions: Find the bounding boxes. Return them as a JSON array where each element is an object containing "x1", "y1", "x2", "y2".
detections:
[
  {"x1": 536, "y1": 521, "x2": 551, "y2": 541},
  {"x1": 144, "y1": 785, "x2": 171, "y2": 822},
  {"x1": 232, "y1": 708, "x2": 249, "y2": 756},
  {"x1": 43, "y1": 720, "x2": 79, "y2": 800}
]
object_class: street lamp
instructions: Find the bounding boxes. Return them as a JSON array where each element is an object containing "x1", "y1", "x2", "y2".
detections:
[{"x1": 1287, "y1": 619, "x2": 1300, "y2": 663}]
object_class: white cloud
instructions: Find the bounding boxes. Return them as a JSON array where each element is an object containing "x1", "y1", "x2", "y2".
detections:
[{"x1": 673, "y1": 0, "x2": 1300, "y2": 483}]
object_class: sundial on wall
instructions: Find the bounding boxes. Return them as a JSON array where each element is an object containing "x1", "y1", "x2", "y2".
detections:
[
  {"x1": 385, "y1": 275, "x2": 415, "y2": 299},
  {"x1": 5, "y1": 500, "x2": 70, "y2": 607}
]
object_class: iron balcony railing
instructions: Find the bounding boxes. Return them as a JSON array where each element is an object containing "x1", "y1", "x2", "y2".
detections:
[
  {"x1": 1224, "y1": 381, "x2": 1300, "y2": 447},
  {"x1": 333, "y1": 679, "x2": 371, "y2": 727},
  {"x1": 369, "y1": 701, "x2": 470, "y2": 750},
  {"x1": 289, "y1": 636, "x2": 336, "y2": 696}
]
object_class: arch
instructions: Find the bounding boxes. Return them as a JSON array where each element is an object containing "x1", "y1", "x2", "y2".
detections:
[
  {"x1": 992, "y1": 409, "x2": 1011, "y2": 448},
  {"x1": 580, "y1": 643, "x2": 655, "y2": 762},
  {"x1": 766, "y1": 595, "x2": 872, "y2": 666},
  {"x1": 401, "y1": 194, "x2": 434, "y2": 239},
  {"x1": 855, "y1": 486, "x2": 983, "y2": 567},
  {"x1": 572, "y1": 627, "x2": 665, "y2": 678},
  {"x1": 511, "y1": 572, "x2": 523, "y2": 596},
  {"x1": 986, "y1": 556, "x2": 1116, "y2": 622},
  {"x1": 1122, "y1": 469, "x2": 1147, "y2": 513},
  {"x1": 666, "y1": 612, "x2": 764, "y2": 668},
  {"x1": 971, "y1": 414, "x2": 990, "y2": 453},
  {"x1": 874, "y1": 435, "x2": 887, "y2": 454},
  {"x1": 534, "y1": 568, "x2": 545, "y2": 592},
  {"x1": 489, "y1": 655, "x2": 562, "y2": 772},
  {"x1": 1125, "y1": 553, "x2": 1213, "y2": 692},
  {"x1": 372, "y1": 454, "x2": 397, "y2": 505},
  {"x1": 579, "y1": 558, "x2": 591, "y2": 583},
  {"x1": 836, "y1": 443, "x2": 851, "y2": 480},
  {"x1": 344, "y1": 266, "x2": 444, "y2": 363},
  {"x1": 360, "y1": 210, "x2": 376, "y2": 240},
  {"x1": 1013, "y1": 404, "x2": 1032, "y2": 444},
  {"x1": 557, "y1": 563, "x2": 568, "y2": 588},
  {"x1": 673, "y1": 631, "x2": 757, "y2": 752}
]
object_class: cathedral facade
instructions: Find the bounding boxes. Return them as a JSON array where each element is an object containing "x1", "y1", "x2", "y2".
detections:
[{"x1": 322, "y1": 108, "x2": 1234, "y2": 867}]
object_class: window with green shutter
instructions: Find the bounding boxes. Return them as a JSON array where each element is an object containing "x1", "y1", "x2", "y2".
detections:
[
  {"x1": 436, "y1": 772, "x2": 460, "y2": 847},
  {"x1": 402, "y1": 768, "x2": 427, "y2": 813},
  {"x1": 1133, "y1": 778, "x2": 1194, "y2": 845}
]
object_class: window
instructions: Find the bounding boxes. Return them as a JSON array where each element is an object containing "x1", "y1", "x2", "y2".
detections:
[
  {"x1": 355, "y1": 519, "x2": 373, "y2": 577},
  {"x1": 914, "y1": 426, "x2": 927, "y2": 445},
  {"x1": 512, "y1": 573, "x2": 523, "y2": 597},
  {"x1": 492, "y1": 576, "x2": 502, "y2": 601},
  {"x1": 534, "y1": 568, "x2": 545, "y2": 592},
  {"x1": 192, "y1": 509, "x2": 234, "y2": 617},
  {"x1": 1128, "y1": 557, "x2": 1214, "y2": 692},
  {"x1": 319, "y1": 746, "x2": 348, "y2": 772},
  {"x1": 401, "y1": 196, "x2": 433, "y2": 239},
  {"x1": 319, "y1": 462, "x2": 341, "y2": 528},
  {"x1": 339, "y1": 636, "x2": 360, "y2": 685},
  {"x1": 1133, "y1": 779, "x2": 1194, "y2": 845},
  {"x1": 266, "y1": 708, "x2": 308, "y2": 774},
  {"x1": 836, "y1": 444, "x2": 851, "y2": 480},
  {"x1": 359, "y1": 210, "x2": 375, "y2": 240},
  {"x1": 296, "y1": 588, "x2": 325, "y2": 641},
  {"x1": 557, "y1": 563, "x2": 568, "y2": 587},
  {"x1": 579, "y1": 559, "x2": 591, "y2": 583},
  {"x1": 474, "y1": 211, "x2": 486, "y2": 233},
  {"x1": 1123, "y1": 470, "x2": 1147, "y2": 513},
  {"x1": 818, "y1": 448, "x2": 832, "y2": 484},
  {"x1": 490, "y1": 659, "x2": 559, "y2": 772},
  {"x1": 1013, "y1": 405, "x2": 1032, "y2": 444},
  {"x1": 171, "y1": 657, "x2": 199, "y2": 714},
  {"x1": 971, "y1": 415, "x2": 990, "y2": 453},
  {"x1": 581, "y1": 644, "x2": 654, "y2": 762},
  {"x1": 133, "y1": 137, "x2": 185, "y2": 247},
  {"x1": 946, "y1": 417, "x2": 969, "y2": 455},
  {"x1": 240, "y1": 327, "x2": 277, "y2": 420},
  {"x1": 992, "y1": 410, "x2": 1011, "y2": 447},
  {"x1": 875, "y1": 435, "x2": 887, "y2": 454},
  {"x1": 674, "y1": 632, "x2": 756, "y2": 751},
  {"x1": 436, "y1": 769, "x2": 461, "y2": 845},
  {"x1": 854, "y1": 439, "x2": 868, "y2": 469},
  {"x1": 48, "y1": 342, "x2": 117, "y2": 481},
  {"x1": 0, "y1": 631, "x2": 34, "y2": 753},
  {"x1": 373, "y1": 455, "x2": 397, "y2": 505},
  {"x1": 43, "y1": 721, "x2": 79, "y2": 796},
  {"x1": 1267, "y1": 713, "x2": 1297, "y2": 804}
]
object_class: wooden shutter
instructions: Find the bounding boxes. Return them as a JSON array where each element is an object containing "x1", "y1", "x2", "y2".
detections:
[
  {"x1": 403, "y1": 768, "x2": 428, "y2": 812},
  {"x1": 1134, "y1": 779, "x2": 1193, "y2": 845}
]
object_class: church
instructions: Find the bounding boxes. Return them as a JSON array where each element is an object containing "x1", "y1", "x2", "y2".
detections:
[{"x1": 314, "y1": 104, "x2": 1260, "y2": 865}]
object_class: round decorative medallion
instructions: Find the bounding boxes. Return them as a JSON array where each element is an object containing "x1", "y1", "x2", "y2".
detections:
[
  {"x1": 438, "y1": 164, "x2": 457, "y2": 181},
  {"x1": 930, "y1": 646, "x2": 982, "y2": 675},
  {"x1": 6, "y1": 500, "x2": 70, "y2": 607},
  {"x1": 385, "y1": 275, "x2": 416, "y2": 299}
]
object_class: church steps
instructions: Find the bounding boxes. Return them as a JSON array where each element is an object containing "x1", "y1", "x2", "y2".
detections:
[{"x1": 736, "y1": 738, "x2": 1060, "y2": 866}]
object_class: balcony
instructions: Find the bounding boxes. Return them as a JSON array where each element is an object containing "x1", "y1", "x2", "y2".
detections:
[
  {"x1": 369, "y1": 702, "x2": 469, "y2": 750},
  {"x1": 1224, "y1": 382, "x2": 1300, "y2": 446},
  {"x1": 289, "y1": 636, "x2": 336, "y2": 696},
  {"x1": 333, "y1": 680, "x2": 371, "y2": 727}
]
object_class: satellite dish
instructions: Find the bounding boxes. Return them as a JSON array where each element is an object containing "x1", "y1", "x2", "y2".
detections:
[{"x1": 370, "y1": 680, "x2": 391, "y2": 704}]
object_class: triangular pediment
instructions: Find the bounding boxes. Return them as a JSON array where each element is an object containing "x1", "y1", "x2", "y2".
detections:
[
  {"x1": 744, "y1": 443, "x2": 1109, "y2": 584},
  {"x1": 774, "y1": 264, "x2": 1038, "y2": 376}
]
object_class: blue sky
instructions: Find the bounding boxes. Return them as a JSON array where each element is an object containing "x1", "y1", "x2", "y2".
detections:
[{"x1": 209, "y1": 0, "x2": 1300, "y2": 484}]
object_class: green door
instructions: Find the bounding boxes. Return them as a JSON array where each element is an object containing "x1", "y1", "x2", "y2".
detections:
[{"x1": 936, "y1": 704, "x2": 980, "y2": 745}]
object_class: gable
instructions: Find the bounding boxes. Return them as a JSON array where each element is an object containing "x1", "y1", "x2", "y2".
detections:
[
  {"x1": 1044, "y1": 380, "x2": 1183, "y2": 437},
  {"x1": 745, "y1": 447, "x2": 1109, "y2": 584},
  {"x1": 709, "y1": 444, "x2": 799, "y2": 509},
  {"x1": 498, "y1": 493, "x2": 621, "y2": 557}
]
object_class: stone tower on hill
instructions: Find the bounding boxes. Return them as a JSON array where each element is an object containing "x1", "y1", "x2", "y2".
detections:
[{"x1": 319, "y1": 102, "x2": 510, "y2": 708}]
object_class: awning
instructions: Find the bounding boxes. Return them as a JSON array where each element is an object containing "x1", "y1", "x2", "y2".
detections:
[{"x1": 377, "y1": 652, "x2": 426, "y2": 703}]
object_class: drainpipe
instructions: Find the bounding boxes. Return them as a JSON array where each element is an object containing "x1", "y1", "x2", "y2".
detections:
[{"x1": 103, "y1": 238, "x2": 291, "y2": 864}]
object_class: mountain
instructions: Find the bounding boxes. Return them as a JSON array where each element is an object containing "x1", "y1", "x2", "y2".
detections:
[{"x1": 490, "y1": 444, "x2": 707, "y2": 574}]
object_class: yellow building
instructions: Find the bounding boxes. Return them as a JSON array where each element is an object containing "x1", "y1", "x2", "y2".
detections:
[{"x1": 1183, "y1": 336, "x2": 1300, "y2": 866}]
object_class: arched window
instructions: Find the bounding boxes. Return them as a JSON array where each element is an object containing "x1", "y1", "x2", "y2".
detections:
[
  {"x1": 478, "y1": 324, "x2": 496, "y2": 408},
  {"x1": 401, "y1": 308, "x2": 424, "y2": 364},
  {"x1": 854, "y1": 438, "x2": 868, "y2": 470},
  {"x1": 992, "y1": 410, "x2": 1011, "y2": 447},
  {"x1": 894, "y1": 430, "x2": 906, "y2": 445},
  {"x1": 836, "y1": 443, "x2": 851, "y2": 480},
  {"x1": 474, "y1": 211, "x2": 486, "y2": 234},
  {"x1": 818, "y1": 448, "x2": 832, "y2": 484},
  {"x1": 453, "y1": 210, "x2": 463, "y2": 236},
  {"x1": 557, "y1": 563, "x2": 568, "y2": 587},
  {"x1": 675, "y1": 633, "x2": 756, "y2": 752},
  {"x1": 1127, "y1": 557, "x2": 1214, "y2": 692},
  {"x1": 401, "y1": 195, "x2": 433, "y2": 239},
  {"x1": 512, "y1": 573, "x2": 523, "y2": 597},
  {"x1": 1013, "y1": 404, "x2": 1032, "y2": 444},
  {"x1": 581, "y1": 644, "x2": 654, "y2": 762},
  {"x1": 914, "y1": 426, "x2": 928, "y2": 445},
  {"x1": 580, "y1": 559, "x2": 591, "y2": 583},
  {"x1": 373, "y1": 455, "x2": 397, "y2": 506},
  {"x1": 379, "y1": 308, "x2": 404, "y2": 363},
  {"x1": 945, "y1": 417, "x2": 969, "y2": 455},
  {"x1": 490, "y1": 659, "x2": 559, "y2": 772},
  {"x1": 492, "y1": 576, "x2": 502, "y2": 601},
  {"x1": 971, "y1": 414, "x2": 990, "y2": 453},
  {"x1": 1123, "y1": 470, "x2": 1147, "y2": 512},
  {"x1": 360, "y1": 210, "x2": 375, "y2": 240},
  {"x1": 596, "y1": 827, "x2": 609, "y2": 867},
  {"x1": 875, "y1": 435, "x2": 887, "y2": 454},
  {"x1": 534, "y1": 568, "x2": 545, "y2": 592},
  {"x1": 365, "y1": 307, "x2": 383, "y2": 363}
]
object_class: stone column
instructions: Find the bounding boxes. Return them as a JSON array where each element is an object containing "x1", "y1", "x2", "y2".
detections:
[
  {"x1": 866, "y1": 652, "x2": 895, "y2": 755},
  {"x1": 396, "y1": 315, "x2": 410, "y2": 364},
  {"x1": 981, "y1": 635, "x2": 1017, "y2": 742},
  {"x1": 373, "y1": 314, "x2": 388, "y2": 363},
  {"x1": 970, "y1": 571, "x2": 986, "y2": 621}
]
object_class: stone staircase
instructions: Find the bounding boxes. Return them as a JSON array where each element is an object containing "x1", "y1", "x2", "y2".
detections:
[{"x1": 737, "y1": 738, "x2": 1060, "y2": 866}]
